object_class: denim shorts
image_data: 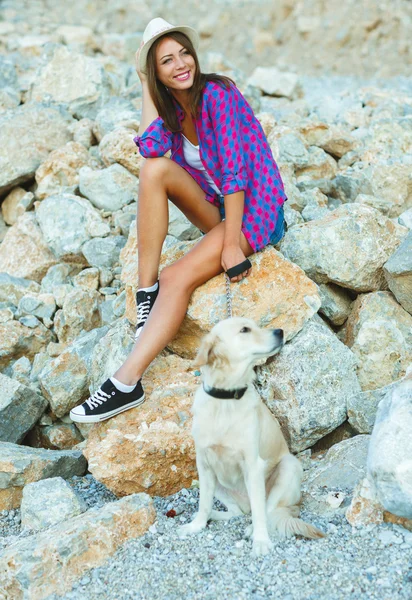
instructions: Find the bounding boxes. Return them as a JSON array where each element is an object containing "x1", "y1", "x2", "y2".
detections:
[{"x1": 216, "y1": 194, "x2": 287, "y2": 246}]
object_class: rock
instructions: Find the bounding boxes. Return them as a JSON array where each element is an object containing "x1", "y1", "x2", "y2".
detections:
[
  {"x1": 247, "y1": 67, "x2": 301, "y2": 99},
  {"x1": 169, "y1": 203, "x2": 202, "y2": 240},
  {"x1": 0, "y1": 373, "x2": 47, "y2": 444},
  {"x1": 17, "y1": 292, "x2": 56, "y2": 323},
  {"x1": 0, "y1": 212, "x2": 57, "y2": 282},
  {"x1": 0, "y1": 442, "x2": 87, "y2": 510},
  {"x1": 384, "y1": 230, "x2": 412, "y2": 314},
  {"x1": 354, "y1": 193, "x2": 394, "y2": 215},
  {"x1": 0, "y1": 103, "x2": 73, "y2": 195},
  {"x1": 1, "y1": 187, "x2": 34, "y2": 225},
  {"x1": 70, "y1": 117, "x2": 96, "y2": 149},
  {"x1": 11, "y1": 356, "x2": 32, "y2": 386},
  {"x1": 0, "y1": 493, "x2": 155, "y2": 598},
  {"x1": 53, "y1": 288, "x2": 101, "y2": 344},
  {"x1": 305, "y1": 435, "x2": 370, "y2": 492},
  {"x1": 38, "y1": 326, "x2": 109, "y2": 418},
  {"x1": 84, "y1": 353, "x2": 197, "y2": 497},
  {"x1": 72, "y1": 267, "x2": 100, "y2": 291},
  {"x1": 398, "y1": 207, "x2": 412, "y2": 229},
  {"x1": 21, "y1": 477, "x2": 87, "y2": 531},
  {"x1": 24, "y1": 421, "x2": 84, "y2": 450},
  {"x1": 35, "y1": 141, "x2": 91, "y2": 200},
  {"x1": 280, "y1": 204, "x2": 407, "y2": 292},
  {"x1": 0, "y1": 213, "x2": 8, "y2": 242},
  {"x1": 93, "y1": 97, "x2": 140, "y2": 142},
  {"x1": 347, "y1": 378, "x2": 406, "y2": 434},
  {"x1": 29, "y1": 45, "x2": 120, "y2": 119},
  {"x1": 0, "y1": 272, "x2": 40, "y2": 305},
  {"x1": 54, "y1": 24, "x2": 95, "y2": 48},
  {"x1": 36, "y1": 193, "x2": 110, "y2": 262},
  {"x1": 345, "y1": 477, "x2": 384, "y2": 527},
  {"x1": 344, "y1": 291, "x2": 412, "y2": 390},
  {"x1": 97, "y1": 32, "x2": 142, "y2": 62},
  {"x1": 81, "y1": 235, "x2": 126, "y2": 269},
  {"x1": 99, "y1": 126, "x2": 144, "y2": 178},
  {"x1": 278, "y1": 134, "x2": 309, "y2": 169},
  {"x1": 257, "y1": 318, "x2": 361, "y2": 452},
  {"x1": 357, "y1": 163, "x2": 412, "y2": 218},
  {"x1": 318, "y1": 283, "x2": 353, "y2": 325},
  {"x1": 79, "y1": 163, "x2": 139, "y2": 212},
  {"x1": 0, "y1": 319, "x2": 54, "y2": 370},
  {"x1": 298, "y1": 122, "x2": 357, "y2": 158},
  {"x1": 367, "y1": 371, "x2": 412, "y2": 518},
  {"x1": 89, "y1": 318, "x2": 134, "y2": 390},
  {"x1": 296, "y1": 146, "x2": 338, "y2": 183}
]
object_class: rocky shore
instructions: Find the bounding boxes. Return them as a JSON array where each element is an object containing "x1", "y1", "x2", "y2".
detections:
[{"x1": 0, "y1": 1, "x2": 411, "y2": 598}]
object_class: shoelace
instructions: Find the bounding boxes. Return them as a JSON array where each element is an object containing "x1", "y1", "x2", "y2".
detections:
[
  {"x1": 85, "y1": 388, "x2": 112, "y2": 410},
  {"x1": 136, "y1": 298, "x2": 151, "y2": 325}
]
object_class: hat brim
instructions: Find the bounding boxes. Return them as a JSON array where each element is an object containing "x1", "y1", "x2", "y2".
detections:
[{"x1": 139, "y1": 25, "x2": 199, "y2": 75}]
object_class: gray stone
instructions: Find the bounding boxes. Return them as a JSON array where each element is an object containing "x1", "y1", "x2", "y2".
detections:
[
  {"x1": 29, "y1": 45, "x2": 120, "y2": 119},
  {"x1": 0, "y1": 103, "x2": 74, "y2": 196},
  {"x1": 93, "y1": 97, "x2": 140, "y2": 142},
  {"x1": 1, "y1": 187, "x2": 34, "y2": 225},
  {"x1": 40, "y1": 263, "x2": 73, "y2": 293},
  {"x1": 21, "y1": 477, "x2": 87, "y2": 531},
  {"x1": 0, "y1": 273, "x2": 40, "y2": 305},
  {"x1": 384, "y1": 230, "x2": 412, "y2": 314},
  {"x1": 11, "y1": 356, "x2": 32, "y2": 386},
  {"x1": 79, "y1": 163, "x2": 139, "y2": 212},
  {"x1": 36, "y1": 194, "x2": 110, "y2": 262},
  {"x1": 0, "y1": 373, "x2": 47, "y2": 444},
  {"x1": 318, "y1": 283, "x2": 353, "y2": 326},
  {"x1": 257, "y1": 318, "x2": 361, "y2": 452},
  {"x1": 0, "y1": 493, "x2": 155, "y2": 598},
  {"x1": 347, "y1": 379, "x2": 405, "y2": 434},
  {"x1": 0, "y1": 441, "x2": 87, "y2": 510},
  {"x1": 398, "y1": 207, "x2": 412, "y2": 229},
  {"x1": 0, "y1": 319, "x2": 54, "y2": 370},
  {"x1": 53, "y1": 288, "x2": 101, "y2": 344},
  {"x1": 278, "y1": 134, "x2": 309, "y2": 168},
  {"x1": 89, "y1": 318, "x2": 134, "y2": 391},
  {"x1": 367, "y1": 371, "x2": 412, "y2": 518},
  {"x1": 82, "y1": 235, "x2": 126, "y2": 269},
  {"x1": 247, "y1": 67, "x2": 301, "y2": 99},
  {"x1": 17, "y1": 293, "x2": 57, "y2": 322},
  {"x1": 38, "y1": 326, "x2": 109, "y2": 417},
  {"x1": 280, "y1": 204, "x2": 407, "y2": 292},
  {"x1": 168, "y1": 203, "x2": 201, "y2": 240}
]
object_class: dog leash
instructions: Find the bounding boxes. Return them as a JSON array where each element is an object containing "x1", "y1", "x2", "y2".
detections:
[{"x1": 224, "y1": 258, "x2": 252, "y2": 318}]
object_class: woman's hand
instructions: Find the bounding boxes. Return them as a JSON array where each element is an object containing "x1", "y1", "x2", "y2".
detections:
[
  {"x1": 221, "y1": 244, "x2": 252, "y2": 283},
  {"x1": 135, "y1": 41, "x2": 147, "y2": 83}
]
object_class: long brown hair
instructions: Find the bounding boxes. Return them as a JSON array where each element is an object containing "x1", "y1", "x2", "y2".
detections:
[{"x1": 146, "y1": 31, "x2": 235, "y2": 133}]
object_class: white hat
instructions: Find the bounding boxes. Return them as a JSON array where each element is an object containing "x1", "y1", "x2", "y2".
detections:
[{"x1": 139, "y1": 17, "x2": 199, "y2": 75}]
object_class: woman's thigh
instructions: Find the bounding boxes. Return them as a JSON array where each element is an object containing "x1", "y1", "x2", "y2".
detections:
[
  {"x1": 160, "y1": 221, "x2": 253, "y2": 294},
  {"x1": 140, "y1": 157, "x2": 221, "y2": 234}
]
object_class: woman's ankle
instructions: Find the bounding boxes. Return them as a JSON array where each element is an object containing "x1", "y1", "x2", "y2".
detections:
[{"x1": 113, "y1": 369, "x2": 141, "y2": 386}]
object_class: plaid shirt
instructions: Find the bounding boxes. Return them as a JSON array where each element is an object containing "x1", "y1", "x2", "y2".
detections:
[{"x1": 134, "y1": 81, "x2": 287, "y2": 251}]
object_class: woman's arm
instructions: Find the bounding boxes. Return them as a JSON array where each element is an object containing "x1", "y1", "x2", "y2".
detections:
[{"x1": 138, "y1": 81, "x2": 159, "y2": 137}]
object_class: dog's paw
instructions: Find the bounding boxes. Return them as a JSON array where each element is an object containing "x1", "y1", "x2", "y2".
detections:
[
  {"x1": 177, "y1": 522, "x2": 204, "y2": 537},
  {"x1": 244, "y1": 524, "x2": 253, "y2": 539},
  {"x1": 252, "y1": 536, "x2": 273, "y2": 557}
]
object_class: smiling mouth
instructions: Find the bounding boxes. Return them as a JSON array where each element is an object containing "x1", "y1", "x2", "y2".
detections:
[{"x1": 174, "y1": 71, "x2": 190, "y2": 80}]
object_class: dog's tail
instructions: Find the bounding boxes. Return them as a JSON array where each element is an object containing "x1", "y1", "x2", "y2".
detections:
[{"x1": 270, "y1": 506, "x2": 326, "y2": 539}]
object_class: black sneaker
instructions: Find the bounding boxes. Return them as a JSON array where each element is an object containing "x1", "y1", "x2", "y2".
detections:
[
  {"x1": 69, "y1": 378, "x2": 145, "y2": 423},
  {"x1": 135, "y1": 282, "x2": 159, "y2": 340}
]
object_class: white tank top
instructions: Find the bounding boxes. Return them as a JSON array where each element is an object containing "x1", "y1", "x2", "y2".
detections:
[{"x1": 182, "y1": 135, "x2": 221, "y2": 195}]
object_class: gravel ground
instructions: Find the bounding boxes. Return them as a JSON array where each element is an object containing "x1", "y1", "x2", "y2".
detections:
[{"x1": 1, "y1": 472, "x2": 412, "y2": 600}]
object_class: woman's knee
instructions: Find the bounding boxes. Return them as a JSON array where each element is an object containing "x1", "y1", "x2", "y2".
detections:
[
  {"x1": 140, "y1": 157, "x2": 170, "y2": 183},
  {"x1": 159, "y1": 264, "x2": 194, "y2": 294}
]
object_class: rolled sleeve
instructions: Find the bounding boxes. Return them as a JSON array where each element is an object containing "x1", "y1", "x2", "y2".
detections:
[
  {"x1": 208, "y1": 84, "x2": 247, "y2": 196},
  {"x1": 133, "y1": 117, "x2": 173, "y2": 158}
]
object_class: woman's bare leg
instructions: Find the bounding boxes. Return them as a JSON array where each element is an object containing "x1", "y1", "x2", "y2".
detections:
[
  {"x1": 115, "y1": 221, "x2": 253, "y2": 385},
  {"x1": 137, "y1": 157, "x2": 222, "y2": 288}
]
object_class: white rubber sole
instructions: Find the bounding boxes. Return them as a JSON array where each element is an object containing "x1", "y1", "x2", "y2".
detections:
[{"x1": 69, "y1": 395, "x2": 145, "y2": 424}]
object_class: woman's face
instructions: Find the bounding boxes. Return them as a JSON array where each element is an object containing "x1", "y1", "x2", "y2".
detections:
[{"x1": 155, "y1": 37, "x2": 196, "y2": 91}]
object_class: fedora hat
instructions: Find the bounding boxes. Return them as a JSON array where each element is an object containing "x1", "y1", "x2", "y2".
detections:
[{"x1": 139, "y1": 17, "x2": 199, "y2": 74}]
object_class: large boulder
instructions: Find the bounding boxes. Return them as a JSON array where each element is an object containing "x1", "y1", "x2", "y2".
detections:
[
  {"x1": 53, "y1": 288, "x2": 101, "y2": 344},
  {"x1": 79, "y1": 163, "x2": 139, "y2": 212},
  {"x1": 0, "y1": 319, "x2": 54, "y2": 370},
  {"x1": 0, "y1": 273, "x2": 40, "y2": 305},
  {"x1": 36, "y1": 193, "x2": 110, "y2": 263},
  {"x1": 0, "y1": 103, "x2": 73, "y2": 195},
  {"x1": 35, "y1": 141, "x2": 91, "y2": 200},
  {"x1": 84, "y1": 352, "x2": 197, "y2": 498},
  {"x1": 0, "y1": 442, "x2": 87, "y2": 510},
  {"x1": 0, "y1": 213, "x2": 57, "y2": 282},
  {"x1": 0, "y1": 373, "x2": 47, "y2": 444},
  {"x1": 28, "y1": 45, "x2": 120, "y2": 119},
  {"x1": 367, "y1": 371, "x2": 412, "y2": 519},
  {"x1": 344, "y1": 291, "x2": 412, "y2": 390},
  {"x1": 257, "y1": 318, "x2": 361, "y2": 452},
  {"x1": 0, "y1": 494, "x2": 155, "y2": 599},
  {"x1": 280, "y1": 204, "x2": 407, "y2": 292},
  {"x1": 99, "y1": 126, "x2": 144, "y2": 177},
  {"x1": 383, "y1": 230, "x2": 412, "y2": 314}
]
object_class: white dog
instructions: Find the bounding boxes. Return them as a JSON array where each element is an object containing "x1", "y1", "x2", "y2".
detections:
[{"x1": 178, "y1": 317, "x2": 325, "y2": 556}]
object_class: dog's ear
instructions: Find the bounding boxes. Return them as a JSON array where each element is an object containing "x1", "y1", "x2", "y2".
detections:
[{"x1": 193, "y1": 333, "x2": 228, "y2": 369}]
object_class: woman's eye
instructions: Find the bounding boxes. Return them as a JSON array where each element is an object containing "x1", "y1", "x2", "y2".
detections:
[{"x1": 240, "y1": 327, "x2": 251, "y2": 333}]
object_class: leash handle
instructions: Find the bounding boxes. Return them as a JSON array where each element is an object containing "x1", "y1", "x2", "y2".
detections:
[{"x1": 225, "y1": 258, "x2": 252, "y2": 279}]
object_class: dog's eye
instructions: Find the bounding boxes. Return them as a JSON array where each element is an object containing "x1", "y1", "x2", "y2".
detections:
[{"x1": 240, "y1": 327, "x2": 251, "y2": 333}]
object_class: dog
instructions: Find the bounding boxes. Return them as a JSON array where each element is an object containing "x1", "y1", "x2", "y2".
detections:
[{"x1": 178, "y1": 317, "x2": 325, "y2": 556}]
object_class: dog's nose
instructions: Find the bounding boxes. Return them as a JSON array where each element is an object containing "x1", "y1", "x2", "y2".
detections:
[{"x1": 272, "y1": 329, "x2": 284, "y2": 341}]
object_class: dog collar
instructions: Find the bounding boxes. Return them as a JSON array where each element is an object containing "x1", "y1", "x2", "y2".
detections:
[{"x1": 203, "y1": 383, "x2": 248, "y2": 400}]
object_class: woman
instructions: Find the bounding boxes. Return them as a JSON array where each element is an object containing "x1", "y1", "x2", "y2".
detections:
[{"x1": 70, "y1": 17, "x2": 287, "y2": 424}]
